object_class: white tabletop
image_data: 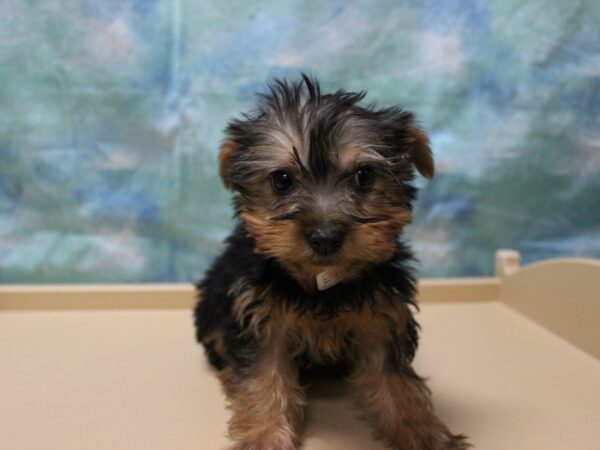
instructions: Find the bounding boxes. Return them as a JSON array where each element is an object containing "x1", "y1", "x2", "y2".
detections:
[{"x1": 1, "y1": 302, "x2": 599, "y2": 450}]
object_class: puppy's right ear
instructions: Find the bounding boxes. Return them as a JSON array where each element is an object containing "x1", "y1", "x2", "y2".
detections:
[{"x1": 218, "y1": 138, "x2": 237, "y2": 190}]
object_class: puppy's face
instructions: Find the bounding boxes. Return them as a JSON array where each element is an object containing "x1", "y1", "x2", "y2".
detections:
[{"x1": 219, "y1": 77, "x2": 433, "y2": 286}]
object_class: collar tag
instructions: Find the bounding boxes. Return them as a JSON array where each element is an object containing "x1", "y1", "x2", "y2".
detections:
[{"x1": 316, "y1": 271, "x2": 339, "y2": 291}]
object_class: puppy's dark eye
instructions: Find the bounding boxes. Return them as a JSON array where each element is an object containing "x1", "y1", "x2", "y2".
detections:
[
  {"x1": 271, "y1": 170, "x2": 293, "y2": 192},
  {"x1": 355, "y1": 166, "x2": 375, "y2": 189}
]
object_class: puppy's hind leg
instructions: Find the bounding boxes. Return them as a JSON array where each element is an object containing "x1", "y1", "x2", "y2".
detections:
[{"x1": 348, "y1": 342, "x2": 470, "y2": 450}]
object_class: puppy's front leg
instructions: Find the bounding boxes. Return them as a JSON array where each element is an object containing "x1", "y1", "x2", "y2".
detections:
[
  {"x1": 348, "y1": 341, "x2": 469, "y2": 450},
  {"x1": 220, "y1": 340, "x2": 305, "y2": 450}
]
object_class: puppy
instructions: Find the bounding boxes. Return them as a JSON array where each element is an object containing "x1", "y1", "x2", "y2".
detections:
[{"x1": 194, "y1": 75, "x2": 468, "y2": 450}]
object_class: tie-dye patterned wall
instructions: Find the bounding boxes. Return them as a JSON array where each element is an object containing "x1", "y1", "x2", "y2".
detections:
[{"x1": 1, "y1": 0, "x2": 599, "y2": 282}]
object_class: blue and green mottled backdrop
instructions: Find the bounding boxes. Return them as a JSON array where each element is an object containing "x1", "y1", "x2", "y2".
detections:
[{"x1": 1, "y1": 0, "x2": 599, "y2": 283}]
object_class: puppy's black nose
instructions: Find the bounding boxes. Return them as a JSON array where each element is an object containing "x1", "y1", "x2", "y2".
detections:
[{"x1": 306, "y1": 228, "x2": 344, "y2": 256}]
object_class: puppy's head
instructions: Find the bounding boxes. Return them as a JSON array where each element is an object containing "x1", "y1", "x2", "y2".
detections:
[{"x1": 219, "y1": 75, "x2": 433, "y2": 289}]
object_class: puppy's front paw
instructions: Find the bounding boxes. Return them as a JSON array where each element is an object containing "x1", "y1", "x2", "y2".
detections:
[
  {"x1": 227, "y1": 438, "x2": 298, "y2": 450},
  {"x1": 389, "y1": 429, "x2": 471, "y2": 450},
  {"x1": 444, "y1": 433, "x2": 471, "y2": 450},
  {"x1": 227, "y1": 427, "x2": 299, "y2": 450}
]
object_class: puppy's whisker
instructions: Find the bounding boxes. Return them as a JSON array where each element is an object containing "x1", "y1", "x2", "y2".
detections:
[
  {"x1": 347, "y1": 214, "x2": 391, "y2": 224},
  {"x1": 270, "y1": 210, "x2": 302, "y2": 221}
]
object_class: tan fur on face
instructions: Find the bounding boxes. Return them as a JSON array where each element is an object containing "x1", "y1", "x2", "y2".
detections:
[
  {"x1": 240, "y1": 210, "x2": 311, "y2": 262},
  {"x1": 240, "y1": 206, "x2": 412, "y2": 289},
  {"x1": 240, "y1": 209, "x2": 333, "y2": 289},
  {"x1": 343, "y1": 209, "x2": 412, "y2": 264}
]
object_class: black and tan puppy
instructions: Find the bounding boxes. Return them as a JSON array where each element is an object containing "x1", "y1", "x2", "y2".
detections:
[{"x1": 194, "y1": 75, "x2": 468, "y2": 450}]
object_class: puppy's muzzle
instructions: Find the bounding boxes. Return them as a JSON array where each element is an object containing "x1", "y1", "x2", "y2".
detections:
[{"x1": 305, "y1": 227, "x2": 345, "y2": 256}]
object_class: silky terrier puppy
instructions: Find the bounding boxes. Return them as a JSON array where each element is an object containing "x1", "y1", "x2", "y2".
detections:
[{"x1": 194, "y1": 75, "x2": 468, "y2": 450}]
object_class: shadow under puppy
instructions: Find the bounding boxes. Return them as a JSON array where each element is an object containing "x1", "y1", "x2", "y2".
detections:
[{"x1": 194, "y1": 76, "x2": 469, "y2": 450}]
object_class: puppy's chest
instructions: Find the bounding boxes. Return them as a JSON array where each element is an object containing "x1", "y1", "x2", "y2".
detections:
[{"x1": 282, "y1": 309, "x2": 396, "y2": 363}]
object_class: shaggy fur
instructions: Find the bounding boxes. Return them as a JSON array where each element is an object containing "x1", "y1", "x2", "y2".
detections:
[{"x1": 194, "y1": 75, "x2": 469, "y2": 450}]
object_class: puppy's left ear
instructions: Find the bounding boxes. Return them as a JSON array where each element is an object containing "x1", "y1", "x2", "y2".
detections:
[{"x1": 407, "y1": 125, "x2": 434, "y2": 179}]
